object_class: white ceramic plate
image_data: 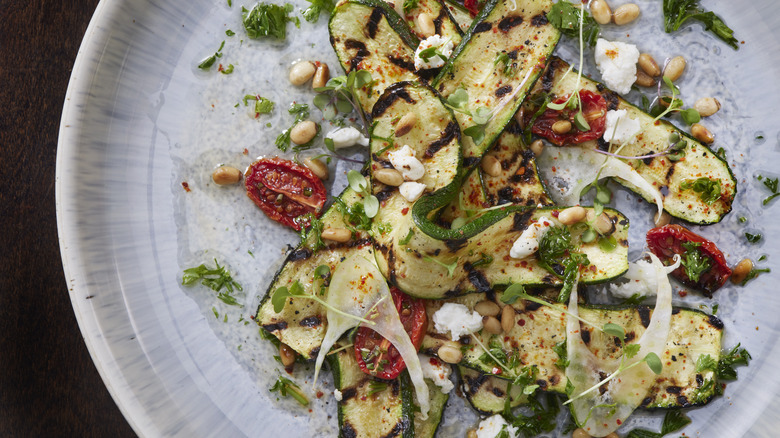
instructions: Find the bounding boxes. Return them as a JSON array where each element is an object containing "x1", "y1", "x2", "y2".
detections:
[{"x1": 57, "y1": 0, "x2": 780, "y2": 436}]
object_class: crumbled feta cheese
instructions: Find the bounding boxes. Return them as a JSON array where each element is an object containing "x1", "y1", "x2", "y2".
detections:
[
  {"x1": 611, "y1": 256, "x2": 680, "y2": 298},
  {"x1": 325, "y1": 127, "x2": 369, "y2": 148},
  {"x1": 603, "y1": 109, "x2": 642, "y2": 144},
  {"x1": 414, "y1": 35, "x2": 454, "y2": 70},
  {"x1": 388, "y1": 145, "x2": 425, "y2": 180},
  {"x1": 509, "y1": 217, "x2": 554, "y2": 259},
  {"x1": 476, "y1": 414, "x2": 518, "y2": 438},
  {"x1": 594, "y1": 38, "x2": 640, "y2": 95},
  {"x1": 419, "y1": 354, "x2": 454, "y2": 393},
  {"x1": 433, "y1": 303, "x2": 483, "y2": 340},
  {"x1": 399, "y1": 181, "x2": 426, "y2": 202},
  {"x1": 334, "y1": 389, "x2": 343, "y2": 401}
]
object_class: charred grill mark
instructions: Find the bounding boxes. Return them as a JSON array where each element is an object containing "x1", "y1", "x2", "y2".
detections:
[
  {"x1": 445, "y1": 237, "x2": 468, "y2": 252},
  {"x1": 665, "y1": 164, "x2": 676, "y2": 182},
  {"x1": 371, "y1": 155, "x2": 393, "y2": 167},
  {"x1": 444, "y1": 285, "x2": 463, "y2": 297},
  {"x1": 288, "y1": 247, "x2": 313, "y2": 262},
  {"x1": 536, "y1": 379, "x2": 548, "y2": 390},
  {"x1": 671, "y1": 308, "x2": 681, "y2": 315},
  {"x1": 309, "y1": 346, "x2": 321, "y2": 358},
  {"x1": 375, "y1": 187, "x2": 396, "y2": 203},
  {"x1": 262, "y1": 322, "x2": 288, "y2": 332},
  {"x1": 341, "y1": 387, "x2": 358, "y2": 401},
  {"x1": 598, "y1": 371, "x2": 609, "y2": 395},
  {"x1": 507, "y1": 49, "x2": 518, "y2": 60},
  {"x1": 372, "y1": 84, "x2": 416, "y2": 119},
  {"x1": 643, "y1": 155, "x2": 655, "y2": 165},
  {"x1": 416, "y1": 68, "x2": 438, "y2": 81},
  {"x1": 467, "y1": 269, "x2": 492, "y2": 293},
  {"x1": 542, "y1": 58, "x2": 564, "y2": 92},
  {"x1": 525, "y1": 301, "x2": 543, "y2": 311},
  {"x1": 387, "y1": 55, "x2": 415, "y2": 72},
  {"x1": 498, "y1": 16, "x2": 523, "y2": 32},
  {"x1": 707, "y1": 314, "x2": 724, "y2": 329},
  {"x1": 491, "y1": 387, "x2": 505, "y2": 397},
  {"x1": 345, "y1": 39, "x2": 369, "y2": 71},
  {"x1": 549, "y1": 374, "x2": 560, "y2": 386},
  {"x1": 391, "y1": 378, "x2": 400, "y2": 397},
  {"x1": 505, "y1": 119, "x2": 523, "y2": 135},
  {"x1": 624, "y1": 331, "x2": 636, "y2": 342},
  {"x1": 497, "y1": 187, "x2": 514, "y2": 205},
  {"x1": 464, "y1": 156, "x2": 481, "y2": 168},
  {"x1": 677, "y1": 395, "x2": 691, "y2": 407},
  {"x1": 596, "y1": 137, "x2": 610, "y2": 151},
  {"x1": 467, "y1": 372, "x2": 489, "y2": 394},
  {"x1": 380, "y1": 418, "x2": 410, "y2": 438},
  {"x1": 342, "y1": 422, "x2": 357, "y2": 438},
  {"x1": 541, "y1": 274, "x2": 558, "y2": 284},
  {"x1": 511, "y1": 210, "x2": 536, "y2": 231},
  {"x1": 531, "y1": 13, "x2": 549, "y2": 26},
  {"x1": 299, "y1": 316, "x2": 322, "y2": 328},
  {"x1": 366, "y1": 8, "x2": 383, "y2": 39},
  {"x1": 602, "y1": 90, "x2": 620, "y2": 111},
  {"x1": 473, "y1": 21, "x2": 492, "y2": 33},
  {"x1": 666, "y1": 386, "x2": 682, "y2": 394},
  {"x1": 434, "y1": 9, "x2": 447, "y2": 34},
  {"x1": 637, "y1": 306, "x2": 652, "y2": 328},
  {"x1": 640, "y1": 396, "x2": 653, "y2": 408},
  {"x1": 495, "y1": 85, "x2": 513, "y2": 98},
  {"x1": 426, "y1": 121, "x2": 460, "y2": 157},
  {"x1": 581, "y1": 328, "x2": 591, "y2": 344}
]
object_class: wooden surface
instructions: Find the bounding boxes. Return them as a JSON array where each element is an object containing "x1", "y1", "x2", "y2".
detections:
[{"x1": 0, "y1": 0, "x2": 136, "y2": 436}]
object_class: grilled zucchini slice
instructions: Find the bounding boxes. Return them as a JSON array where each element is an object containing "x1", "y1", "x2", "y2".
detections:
[
  {"x1": 524, "y1": 56, "x2": 736, "y2": 224},
  {"x1": 459, "y1": 366, "x2": 528, "y2": 414},
  {"x1": 421, "y1": 293, "x2": 724, "y2": 408}
]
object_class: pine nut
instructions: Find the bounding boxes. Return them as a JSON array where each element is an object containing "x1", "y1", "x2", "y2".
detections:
[
  {"x1": 529, "y1": 139, "x2": 544, "y2": 156},
  {"x1": 437, "y1": 344, "x2": 463, "y2": 364},
  {"x1": 290, "y1": 120, "x2": 318, "y2": 144},
  {"x1": 475, "y1": 300, "x2": 500, "y2": 317},
  {"x1": 613, "y1": 3, "x2": 640, "y2": 25},
  {"x1": 483, "y1": 316, "x2": 502, "y2": 335},
  {"x1": 558, "y1": 206, "x2": 587, "y2": 225},
  {"x1": 663, "y1": 56, "x2": 687, "y2": 82},
  {"x1": 212, "y1": 166, "x2": 242, "y2": 185},
  {"x1": 694, "y1": 97, "x2": 721, "y2": 117},
  {"x1": 572, "y1": 428, "x2": 592, "y2": 438},
  {"x1": 395, "y1": 112, "x2": 417, "y2": 137},
  {"x1": 654, "y1": 210, "x2": 671, "y2": 227},
  {"x1": 289, "y1": 61, "x2": 316, "y2": 86},
  {"x1": 501, "y1": 304, "x2": 514, "y2": 333},
  {"x1": 691, "y1": 123, "x2": 714, "y2": 144},
  {"x1": 731, "y1": 258, "x2": 753, "y2": 284},
  {"x1": 552, "y1": 120, "x2": 572, "y2": 134},
  {"x1": 304, "y1": 157, "x2": 329, "y2": 180},
  {"x1": 481, "y1": 155, "x2": 502, "y2": 177},
  {"x1": 514, "y1": 106, "x2": 526, "y2": 128},
  {"x1": 417, "y1": 13, "x2": 436, "y2": 37},
  {"x1": 279, "y1": 343, "x2": 296, "y2": 367},
  {"x1": 467, "y1": 430, "x2": 478, "y2": 438},
  {"x1": 590, "y1": 0, "x2": 612, "y2": 25},
  {"x1": 635, "y1": 69, "x2": 655, "y2": 87},
  {"x1": 321, "y1": 227, "x2": 352, "y2": 242},
  {"x1": 312, "y1": 62, "x2": 330, "y2": 89},
  {"x1": 638, "y1": 53, "x2": 661, "y2": 77},
  {"x1": 373, "y1": 168, "x2": 404, "y2": 186}
]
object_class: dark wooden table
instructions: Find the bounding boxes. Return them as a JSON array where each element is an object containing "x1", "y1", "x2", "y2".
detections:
[{"x1": 0, "y1": 0, "x2": 136, "y2": 435}]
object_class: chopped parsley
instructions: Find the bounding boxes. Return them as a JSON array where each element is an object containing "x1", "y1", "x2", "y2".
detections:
[
  {"x1": 547, "y1": 1, "x2": 600, "y2": 46},
  {"x1": 717, "y1": 343, "x2": 751, "y2": 380},
  {"x1": 270, "y1": 376, "x2": 309, "y2": 406},
  {"x1": 242, "y1": 3, "x2": 299, "y2": 41},
  {"x1": 275, "y1": 103, "x2": 311, "y2": 152},
  {"x1": 302, "y1": 0, "x2": 334, "y2": 23},
  {"x1": 662, "y1": 0, "x2": 739, "y2": 49},
  {"x1": 758, "y1": 175, "x2": 780, "y2": 205},
  {"x1": 741, "y1": 267, "x2": 770, "y2": 286},
  {"x1": 745, "y1": 232, "x2": 762, "y2": 243},
  {"x1": 197, "y1": 41, "x2": 225, "y2": 70},
  {"x1": 680, "y1": 177, "x2": 722, "y2": 205},
  {"x1": 625, "y1": 409, "x2": 691, "y2": 438},
  {"x1": 243, "y1": 94, "x2": 275, "y2": 116},
  {"x1": 538, "y1": 226, "x2": 590, "y2": 303},
  {"x1": 402, "y1": 0, "x2": 418, "y2": 13},
  {"x1": 680, "y1": 241, "x2": 711, "y2": 283},
  {"x1": 182, "y1": 259, "x2": 243, "y2": 306}
]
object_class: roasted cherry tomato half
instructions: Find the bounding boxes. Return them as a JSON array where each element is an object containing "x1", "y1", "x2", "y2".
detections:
[
  {"x1": 354, "y1": 287, "x2": 428, "y2": 380},
  {"x1": 529, "y1": 90, "x2": 607, "y2": 146},
  {"x1": 646, "y1": 224, "x2": 731, "y2": 297},
  {"x1": 245, "y1": 157, "x2": 327, "y2": 231},
  {"x1": 464, "y1": 0, "x2": 481, "y2": 16}
]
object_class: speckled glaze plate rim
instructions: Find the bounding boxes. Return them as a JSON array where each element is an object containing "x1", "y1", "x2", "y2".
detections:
[{"x1": 55, "y1": 0, "x2": 780, "y2": 437}]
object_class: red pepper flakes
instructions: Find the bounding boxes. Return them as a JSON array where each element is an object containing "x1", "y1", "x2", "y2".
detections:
[
  {"x1": 181, "y1": 182, "x2": 191, "y2": 192},
  {"x1": 518, "y1": 319, "x2": 526, "y2": 326},
  {"x1": 401, "y1": 207, "x2": 409, "y2": 215}
]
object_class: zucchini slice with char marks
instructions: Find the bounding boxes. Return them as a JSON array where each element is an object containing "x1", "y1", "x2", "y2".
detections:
[
  {"x1": 459, "y1": 366, "x2": 528, "y2": 414},
  {"x1": 402, "y1": 0, "x2": 463, "y2": 45},
  {"x1": 433, "y1": 0, "x2": 560, "y2": 159},
  {"x1": 255, "y1": 188, "x2": 373, "y2": 360},
  {"x1": 368, "y1": 82, "x2": 628, "y2": 299},
  {"x1": 524, "y1": 56, "x2": 736, "y2": 224},
  {"x1": 421, "y1": 293, "x2": 724, "y2": 408}
]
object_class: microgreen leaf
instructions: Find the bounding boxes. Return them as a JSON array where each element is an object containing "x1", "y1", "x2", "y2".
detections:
[
  {"x1": 680, "y1": 108, "x2": 701, "y2": 125},
  {"x1": 347, "y1": 169, "x2": 368, "y2": 192},
  {"x1": 423, "y1": 255, "x2": 458, "y2": 277},
  {"x1": 270, "y1": 376, "x2": 309, "y2": 406},
  {"x1": 501, "y1": 283, "x2": 526, "y2": 305},
  {"x1": 363, "y1": 195, "x2": 379, "y2": 218},
  {"x1": 447, "y1": 89, "x2": 469, "y2": 109},
  {"x1": 272, "y1": 286, "x2": 293, "y2": 313},
  {"x1": 602, "y1": 323, "x2": 625, "y2": 341}
]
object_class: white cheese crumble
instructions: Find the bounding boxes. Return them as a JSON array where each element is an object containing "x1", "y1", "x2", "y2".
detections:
[
  {"x1": 325, "y1": 126, "x2": 369, "y2": 148},
  {"x1": 419, "y1": 354, "x2": 454, "y2": 393},
  {"x1": 603, "y1": 109, "x2": 642, "y2": 144},
  {"x1": 509, "y1": 217, "x2": 554, "y2": 259},
  {"x1": 333, "y1": 389, "x2": 343, "y2": 401},
  {"x1": 476, "y1": 414, "x2": 518, "y2": 438},
  {"x1": 414, "y1": 35, "x2": 454, "y2": 70},
  {"x1": 388, "y1": 145, "x2": 425, "y2": 180},
  {"x1": 611, "y1": 255, "x2": 681, "y2": 298},
  {"x1": 399, "y1": 181, "x2": 426, "y2": 202},
  {"x1": 594, "y1": 38, "x2": 640, "y2": 95},
  {"x1": 433, "y1": 303, "x2": 483, "y2": 340}
]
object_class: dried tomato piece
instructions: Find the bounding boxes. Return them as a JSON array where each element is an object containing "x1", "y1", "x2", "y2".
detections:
[{"x1": 529, "y1": 90, "x2": 608, "y2": 146}]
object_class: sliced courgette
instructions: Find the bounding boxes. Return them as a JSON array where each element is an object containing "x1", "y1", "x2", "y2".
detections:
[
  {"x1": 432, "y1": 0, "x2": 560, "y2": 158},
  {"x1": 402, "y1": 0, "x2": 463, "y2": 45},
  {"x1": 328, "y1": 345, "x2": 415, "y2": 438},
  {"x1": 255, "y1": 187, "x2": 374, "y2": 360},
  {"x1": 414, "y1": 377, "x2": 450, "y2": 438},
  {"x1": 523, "y1": 56, "x2": 736, "y2": 224},
  {"x1": 441, "y1": 0, "x2": 474, "y2": 32},
  {"x1": 459, "y1": 366, "x2": 528, "y2": 414},
  {"x1": 421, "y1": 293, "x2": 723, "y2": 408}
]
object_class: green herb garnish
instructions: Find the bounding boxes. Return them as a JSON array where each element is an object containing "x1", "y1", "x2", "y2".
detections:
[
  {"x1": 242, "y1": 3, "x2": 298, "y2": 40},
  {"x1": 625, "y1": 409, "x2": 692, "y2": 438},
  {"x1": 182, "y1": 259, "x2": 243, "y2": 306},
  {"x1": 197, "y1": 41, "x2": 226, "y2": 70},
  {"x1": 662, "y1": 0, "x2": 739, "y2": 49},
  {"x1": 276, "y1": 103, "x2": 311, "y2": 152},
  {"x1": 758, "y1": 175, "x2": 780, "y2": 205},
  {"x1": 270, "y1": 376, "x2": 309, "y2": 406},
  {"x1": 302, "y1": 0, "x2": 334, "y2": 22},
  {"x1": 680, "y1": 177, "x2": 722, "y2": 205},
  {"x1": 547, "y1": 1, "x2": 600, "y2": 46},
  {"x1": 445, "y1": 88, "x2": 491, "y2": 145},
  {"x1": 314, "y1": 70, "x2": 373, "y2": 137},
  {"x1": 680, "y1": 241, "x2": 711, "y2": 283},
  {"x1": 717, "y1": 343, "x2": 751, "y2": 380},
  {"x1": 745, "y1": 232, "x2": 762, "y2": 243},
  {"x1": 347, "y1": 169, "x2": 379, "y2": 218}
]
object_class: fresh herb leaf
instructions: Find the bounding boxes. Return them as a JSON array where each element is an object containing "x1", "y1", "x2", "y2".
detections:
[
  {"x1": 537, "y1": 226, "x2": 590, "y2": 303},
  {"x1": 741, "y1": 267, "x2": 770, "y2": 285},
  {"x1": 759, "y1": 176, "x2": 780, "y2": 205},
  {"x1": 423, "y1": 255, "x2": 458, "y2": 277},
  {"x1": 242, "y1": 3, "x2": 297, "y2": 40},
  {"x1": 717, "y1": 343, "x2": 751, "y2": 380},
  {"x1": 680, "y1": 108, "x2": 701, "y2": 125},
  {"x1": 501, "y1": 283, "x2": 526, "y2": 305},
  {"x1": 548, "y1": 1, "x2": 600, "y2": 46},
  {"x1": 270, "y1": 376, "x2": 309, "y2": 406},
  {"x1": 313, "y1": 70, "x2": 373, "y2": 135},
  {"x1": 662, "y1": 0, "x2": 739, "y2": 49},
  {"x1": 695, "y1": 354, "x2": 718, "y2": 372},
  {"x1": 644, "y1": 352, "x2": 663, "y2": 375},
  {"x1": 399, "y1": 229, "x2": 414, "y2": 245},
  {"x1": 275, "y1": 103, "x2": 311, "y2": 152},
  {"x1": 493, "y1": 52, "x2": 517, "y2": 77},
  {"x1": 626, "y1": 409, "x2": 691, "y2": 438},
  {"x1": 745, "y1": 232, "x2": 762, "y2": 243},
  {"x1": 367, "y1": 380, "x2": 388, "y2": 396},
  {"x1": 680, "y1": 241, "x2": 711, "y2": 283},
  {"x1": 471, "y1": 253, "x2": 494, "y2": 268},
  {"x1": 198, "y1": 41, "x2": 226, "y2": 70},
  {"x1": 302, "y1": 0, "x2": 334, "y2": 22},
  {"x1": 552, "y1": 341, "x2": 569, "y2": 369},
  {"x1": 182, "y1": 259, "x2": 243, "y2": 297},
  {"x1": 623, "y1": 343, "x2": 641, "y2": 359},
  {"x1": 602, "y1": 323, "x2": 625, "y2": 341},
  {"x1": 226, "y1": 29, "x2": 236, "y2": 36},
  {"x1": 680, "y1": 177, "x2": 722, "y2": 205}
]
